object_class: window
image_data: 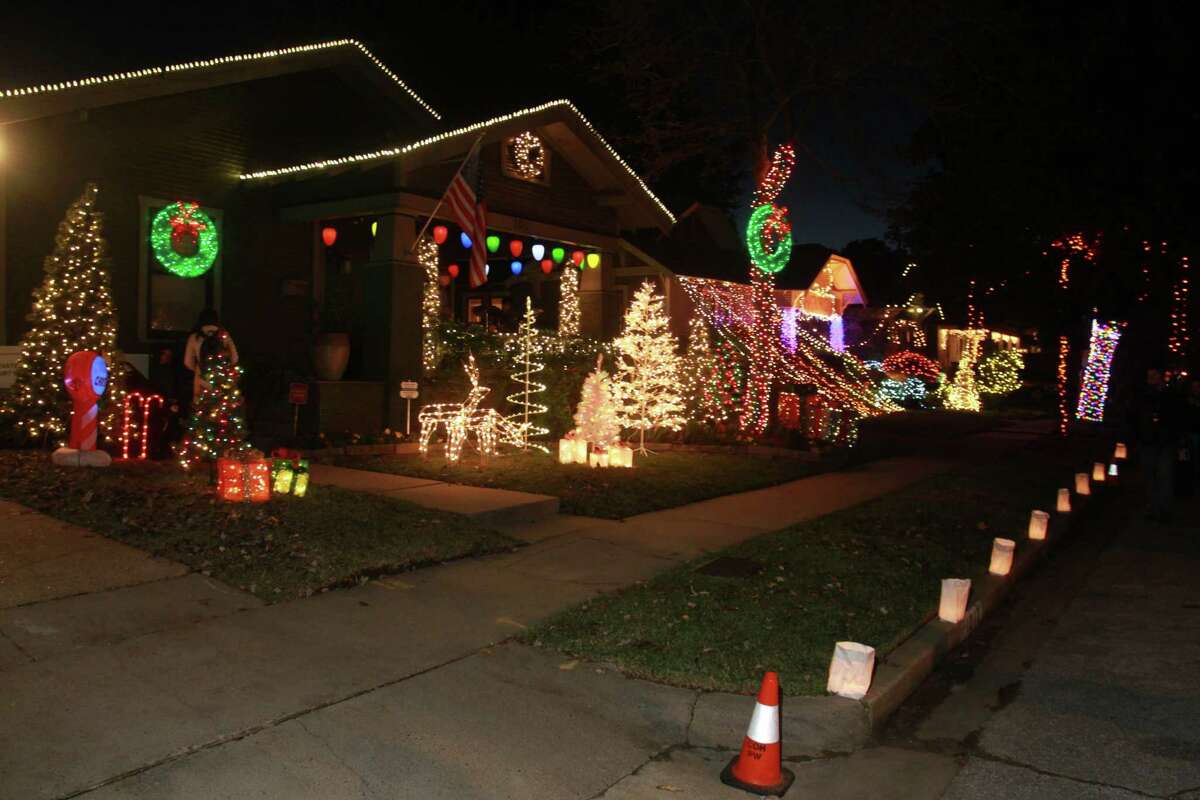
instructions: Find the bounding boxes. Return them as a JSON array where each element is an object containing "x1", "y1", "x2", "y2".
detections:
[
  {"x1": 501, "y1": 131, "x2": 550, "y2": 185},
  {"x1": 138, "y1": 197, "x2": 222, "y2": 340}
]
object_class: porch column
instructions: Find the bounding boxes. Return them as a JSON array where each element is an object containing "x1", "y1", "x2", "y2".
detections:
[
  {"x1": 579, "y1": 255, "x2": 606, "y2": 338},
  {"x1": 361, "y1": 212, "x2": 423, "y2": 430}
]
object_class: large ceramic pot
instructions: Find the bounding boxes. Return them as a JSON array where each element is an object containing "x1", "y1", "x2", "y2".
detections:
[{"x1": 313, "y1": 333, "x2": 350, "y2": 381}]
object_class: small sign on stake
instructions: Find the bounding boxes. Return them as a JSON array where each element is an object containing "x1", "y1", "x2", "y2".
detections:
[
  {"x1": 400, "y1": 381, "x2": 419, "y2": 435},
  {"x1": 288, "y1": 382, "x2": 309, "y2": 434}
]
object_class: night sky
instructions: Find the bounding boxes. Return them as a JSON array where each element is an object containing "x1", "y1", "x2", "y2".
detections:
[{"x1": 2, "y1": 1, "x2": 924, "y2": 249}]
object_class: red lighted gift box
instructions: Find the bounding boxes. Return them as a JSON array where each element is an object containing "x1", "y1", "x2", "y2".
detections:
[{"x1": 217, "y1": 450, "x2": 271, "y2": 503}]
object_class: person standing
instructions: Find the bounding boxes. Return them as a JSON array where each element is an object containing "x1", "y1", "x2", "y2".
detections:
[
  {"x1": 184, "y1": 309, "x2": 238, "y2": 403},
  {"x1": 1130, "y1": 366, "x2": 1182, "y2": 521}
]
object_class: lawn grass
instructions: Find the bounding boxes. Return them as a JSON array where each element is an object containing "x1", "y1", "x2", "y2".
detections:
[
  {"x1": 0, "y1": 451, "x2": 515, "y2": 603},
  {"x1": 334, "y1": 449, "x2": 833, "y2": 519},
  {"x1": 523, "y1": 451, "x2": 1071, "y2": 695}
]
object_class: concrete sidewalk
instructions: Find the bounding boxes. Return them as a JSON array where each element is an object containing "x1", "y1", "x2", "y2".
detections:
[
  {"x1": 0, "y1": 456, "x2": 946, "y2": 800},
  {"x1": 309, "y1": 462, "x2": 560, "y2": 526}
]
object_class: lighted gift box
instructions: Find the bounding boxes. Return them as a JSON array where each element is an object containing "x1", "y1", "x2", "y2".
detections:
[
  {"x1": 217, "y1": 457, "x2": 245, "y2": 502},
  {"x1": 610, "y1": 444, "x2": 634, "y2": 468},
  {"x1": 218, "y1": 453, "x2": 271, "y2": 503}
]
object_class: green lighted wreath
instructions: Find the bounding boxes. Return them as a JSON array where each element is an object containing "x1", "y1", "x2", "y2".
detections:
[
  {"x1": 746, "y1": 202, "x2": 792, "y2": 274},
  {"x1": 151, "y1": 201, "x2": 219, "y2": 278}
]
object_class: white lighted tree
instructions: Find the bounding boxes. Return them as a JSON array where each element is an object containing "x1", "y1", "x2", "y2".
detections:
[
  {"x1": 1, "y1": 182, "x2": 123, "y2": 443},
  {"x1": 559, "y1": 266, "x2": 580, "y2": 336},
  {"x1": 573, "y1": 354, "x2": 621, "y2": 446},
  {"x1": 505, "y1": 298, "x2": 549, "y2": 450},
  {"x1": 613, "y1": 281, "x2": 686, "y2": 452}
]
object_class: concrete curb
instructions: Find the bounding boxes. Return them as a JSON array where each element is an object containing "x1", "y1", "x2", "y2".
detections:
[
  {"x1": 678, "y1": 477, "x2": 1116, "y2": 758},
  {"x1": 860, "y1": 481, "x2": 1109, "y2": 731}
]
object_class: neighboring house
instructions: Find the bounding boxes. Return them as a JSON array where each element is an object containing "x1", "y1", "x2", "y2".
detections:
[
  {"x1": 938, "y1": 326, "x2": 1023, "y2": 368},
  {"x1": 617, "y1": 204, "x2": 869, "y2": 348},
  {"x1": 0, "y1": 40, "x2": 675, "y2": 432}
]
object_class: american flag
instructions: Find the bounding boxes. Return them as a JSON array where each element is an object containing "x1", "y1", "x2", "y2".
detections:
[{"x1": 444, "y1": 144, "x2": 488, "y2": 288}]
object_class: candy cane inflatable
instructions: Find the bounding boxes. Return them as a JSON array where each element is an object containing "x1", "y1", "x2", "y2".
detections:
[{"x1": 52, "y1": 351, "x2": 112, "y2": 467}]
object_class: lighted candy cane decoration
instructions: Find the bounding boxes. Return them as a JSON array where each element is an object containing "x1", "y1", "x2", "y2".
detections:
[
  {"x1": 63, "y1": 351, "x2": 108, "y2": 451},
  {"x1": 120, "y1": 392, "x2": 164, "y2": 459}
]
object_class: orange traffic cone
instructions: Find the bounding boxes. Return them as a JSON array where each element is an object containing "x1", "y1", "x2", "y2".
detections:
[{"x1": 720, "y1": 671, "x2": 795, "y2": 796}]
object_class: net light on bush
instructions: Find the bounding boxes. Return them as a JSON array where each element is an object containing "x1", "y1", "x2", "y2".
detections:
[
  {"x1": 826, "y1": 642, "x2": 875, "y2": 700},
  {"x1": 989, "y1": 538, "x2": 1016, "y2": 576},
  {"x1": 938, "y1": 578, "x2": 972, "y2": 623},
  {"x1": 1075, "y1": 473, "x2": 1091, "y2": 495},
  {"x1": 1028, "y1": 510, "x2": 1050, "y2": 541}
]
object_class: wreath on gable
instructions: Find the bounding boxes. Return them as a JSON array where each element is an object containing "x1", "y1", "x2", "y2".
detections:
[
  {"x1": 509, "y1": 131, "x2": 546, "y2": 180},
  {"x1": 151, "y1": 201, "x2": 219, "y2": 278}
]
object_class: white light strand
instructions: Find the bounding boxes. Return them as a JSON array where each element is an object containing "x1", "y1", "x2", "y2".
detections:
[
  {"x1": 238, "y1": 99, "x2": 676, "y2": 224},
  {"x1": 1, "y1": 39, "x2": 440, "y2": 119}
]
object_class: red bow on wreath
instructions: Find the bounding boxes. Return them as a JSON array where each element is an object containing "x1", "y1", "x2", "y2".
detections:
[{"x1": 169, "y1": 201, "x2": 208, "y2": 257}]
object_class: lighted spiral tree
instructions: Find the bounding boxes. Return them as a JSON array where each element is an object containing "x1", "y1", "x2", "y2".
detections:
[{"x1": 505, "y1": 298, "x2": 549, "y2": 451}]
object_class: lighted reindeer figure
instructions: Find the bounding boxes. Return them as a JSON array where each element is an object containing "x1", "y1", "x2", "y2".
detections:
[{"x1": 418, "y1": 355, "x2": 530, "y2": 463}]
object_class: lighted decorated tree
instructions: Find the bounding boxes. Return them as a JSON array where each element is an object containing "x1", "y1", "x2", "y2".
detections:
[
  {"x1": 944, "y1": 329, "x2": 986, "y2": 411},
  {"x1": 178, "y1": 334, "x2": 249, "y2": 468},
  {"x1": 505, "y1": 298, "x2": 549, "y2": 450},
  {"x1": 713, "y1": 337, "x2": 745, "y2": 423},
  {"x1": 559, "y1": 266, "x2": 581, "y2": 336},
  {"x1": 682, "y1": 316, "x2": 726, "y2": 425},
  {"x1": 613, "y1": 281, "x2": 686, "y2": 452},
  {"x1": 1, "y1": 183, "x2": 122, "y2": 443},
  {"x1": 573, "y1": 354, "x2": 621, "y2": 446},
  {"x1": 977, "y1": 349, "x2": 1024, "y2": 395}
]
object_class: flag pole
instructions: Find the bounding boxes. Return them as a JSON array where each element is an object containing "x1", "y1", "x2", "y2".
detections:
[{"x1": 409, "y1": 131, "x2": 489, "y2": 253}]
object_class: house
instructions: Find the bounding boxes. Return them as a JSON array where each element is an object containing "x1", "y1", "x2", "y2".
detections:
[
  {"x1": 0, "y1": 40, "x2": 676, "y2": 433},
  {"x1": 617, "y1": 204, "x2": 870, "y2": 349}
]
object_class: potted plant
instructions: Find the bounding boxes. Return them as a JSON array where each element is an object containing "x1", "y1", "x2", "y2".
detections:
[{"x1": 313, "y1": 277, "x2": 351, "y2": 381}]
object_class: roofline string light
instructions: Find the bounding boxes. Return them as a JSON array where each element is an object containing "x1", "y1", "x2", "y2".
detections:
[
  {"x1": 237, "y1": 99, "x2": 676, "y2": 225},
  {"x1": 0, "y1": 39, "x2": 440, "y2": 120}
]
